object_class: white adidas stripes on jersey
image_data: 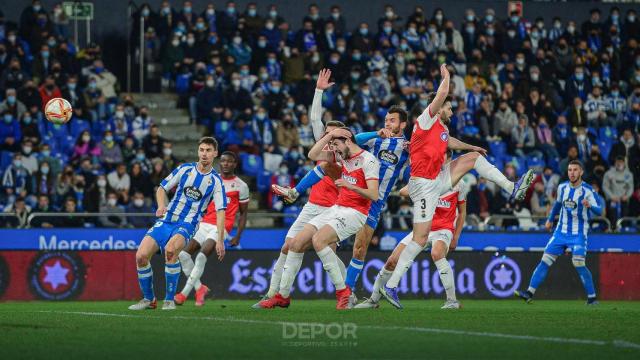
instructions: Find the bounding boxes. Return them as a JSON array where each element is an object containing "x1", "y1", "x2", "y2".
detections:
[{"x1": 160, "y1": 162, "x2": 227, "y2": 227}]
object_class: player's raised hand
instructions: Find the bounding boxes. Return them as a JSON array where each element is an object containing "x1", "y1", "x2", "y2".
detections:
[
  {"x1": 334, "y1": 178, "x2": 352, "y2": 189},
  {"x1": 230, "y1": 235, "x2": 240, "y2": 247},
  {"x1": 156, "y1": 206, "x2": 167, "y2": 217},
  {"x1": 440, "y1": 63, "x2": 450, "y2": 78},
  {"x1": 472, "y1": 145, "x2": 488, "y2": 156},
  {"x1": 329, "y1": 127, "x2": 352, "y2": 139},
  {"x1": 377, "y1": 128, "x2": 393, "y2": 138},
  {"x1": 316, "y1": 69, "x2": 335, "y2": 90},
  {"x1": 581, "y1": 199, "x2": 591, "y2": 208},
  {"x1": 216, "y1": 239, "x2": 225, "y2": 261},
  {"x1": 545, "y1": 220, "x2": 553, "y2": 231}
]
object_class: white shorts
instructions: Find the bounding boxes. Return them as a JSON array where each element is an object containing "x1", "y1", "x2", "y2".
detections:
[
  {"x1": 409, "y1": 163, "x2": 452, "y2": 223},
  {"x1": 285, "y1": 202, "x2": 330, "y2": 239},
  {"x1": 399, "y1": 229, "x2": 453, "y2": 249},
  {"x1": 308, "y1": 205, "x2": 367, "y2": 241},
  {"x1": 193, "y1": 222, "x2": 229, "y2": 246}
]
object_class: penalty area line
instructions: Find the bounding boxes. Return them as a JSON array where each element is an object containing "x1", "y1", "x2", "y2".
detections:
[{"x1": 35, "y1": 311, "x2": 640, "y2": 350}]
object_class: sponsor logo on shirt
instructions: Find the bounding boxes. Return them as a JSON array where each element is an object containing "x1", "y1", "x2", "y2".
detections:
[
  {"x1": 437, "y1": 199, "x2": 451, "y2": 208},
  {"x1": 184, "y1": 186, "x2": 203, "y2": 201},
  {"x1": 342, "y1": 174, "x2": 358, "y2": 185},
  {"x1": 378, "y1": 149, "x2": 399, "y2": 165},
  {"x1": 563, "y1": 199, "x2": 577, "y2": 210}
]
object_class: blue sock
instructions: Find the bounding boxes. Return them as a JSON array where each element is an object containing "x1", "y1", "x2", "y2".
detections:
[
  {"x1": 345, "y1": 258, "x2": 365, "y2": 289},
  {"x1": 528, "y1": 261, "x2": 550, "y2": 293},
  {"x1": 295, "y1": 165, "x2": 325, "y2": 194},
  {"x1": 575, "y1": 266, "x2": 596, "y2": 298},
  {"x1": 165, "y1": 262, "x2": 181, "y2": 301},
  {"x1": 137, "y1": 264, "x2": 155, "y2": 300}
]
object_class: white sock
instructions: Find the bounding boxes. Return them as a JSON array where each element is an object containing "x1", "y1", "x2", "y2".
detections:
[
  {"x1": 370, "y1": 268, "x2": 393, "y2": 302},
  {"x1": 278, "y1": 251, "x2": 304, "y2": 298},
  {"x1": 387, "y1": 241, "x2": 423, "y2": 288},
  {"x1": 267, "y1": 252, "x2": 287, "y2": 298},
  {"x1": 527, "y1": 287, "x2": 537, "y2": 294},
  {"x1": 183, "y1": 252, "x2": 207, "y2": 297},
  {"x1": 337, "y1": 255, "x2": 347, "y2": 279},
  {"x1": 179, "y1": 251, "x2": 201, "y2": 295},
  {"x1": 435, "y1": 258, "x2": 456, "y2": 301},
  {"x1": 474, "y1": 156, "x2": 514, "y2": 194},
  {"x1": 317, "y1": 247, "x2": 346, "y2": 291}
]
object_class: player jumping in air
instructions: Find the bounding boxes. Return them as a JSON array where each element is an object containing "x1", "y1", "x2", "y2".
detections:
[
  {"x1": 380, "y1": 64, "x2": 535, "y2": 309},
  {"x1": 175, "y1": 151, "x2": 249, "y2": 306},
  {"x1": 261, "y1": 127, "x2": 380, "y2": 309},
  {"x1": 356, "y1": 151, "x2": 468, "y2": 309},
  {"x1": 515, "y1": 160, "x2": 602, "y2": 305},
  {"x1": 274, "y1": 106, "x2": 411, "y2": 301},
  {"x1": 129, "y1": 137, "x2": 226, "y2": 310}
]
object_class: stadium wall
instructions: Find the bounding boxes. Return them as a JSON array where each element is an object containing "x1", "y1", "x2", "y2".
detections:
[{"x1": 1, "y1": 250, "x2": 639, "y2": 301}]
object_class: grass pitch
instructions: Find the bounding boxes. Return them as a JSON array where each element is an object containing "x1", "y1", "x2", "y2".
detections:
[{"x1": 1, "y1": 300, "x2": 639, "y2": 359}]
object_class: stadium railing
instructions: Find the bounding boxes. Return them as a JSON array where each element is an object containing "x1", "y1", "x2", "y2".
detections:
[
  {"x1": 483, "y1": 214, "x2": 613, "y2": 232},
  {"x1": 0, "y1": 213, "x2": 19, "y2": 224}
]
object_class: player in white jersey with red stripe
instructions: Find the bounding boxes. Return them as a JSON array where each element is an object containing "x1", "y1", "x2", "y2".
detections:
[
  {"x1": 357, "y1": 151, "x2": 469, "y2": 309},
  {"x1": 175, "y1": 151, "x2": 250, "y2": 306},
  {"x1": 381, "y1": 64, "x2": 536, "y2": 309},
  {"x1": 259, "y1": 127, "x2": 380, "y2": 310}
]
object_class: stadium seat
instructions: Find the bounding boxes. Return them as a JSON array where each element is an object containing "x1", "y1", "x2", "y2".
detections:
[
  {"x1": 0, "y1": 151, "x2": 13, "y2": 169},
  {"x1": 486, "y1": 155, "x2": 504, "y2": 172},
  {"x1": 526, "y1": 154, "x2": 545, "y2": 171},
  {"x1": 240, "y1": 153, "x2": 263, "y2": 177},
  {"x1": 175, "y1": 73, "x2": 192, "y2": 94},
  {"x1": 489, "y1": 141, "x2": 507, "y2": 160},
  {"x1": 503, "y1": 156, "x2": 527, "y2": 176},
  {"x1": 283, "y1": 205, "x2": 301, "y2": 227},
  {"x1": 620, "y1": 226, "x2": 638, "y2": 233},
  {"x1": 215, "y1": 121, "x2": 231, "y2": 139},
  {"x1": 598, "y1": 126, "x2": 617, "y2": 141},
  {"x1": 256, "y1": 170, "x2": 272, "y2": 193}
]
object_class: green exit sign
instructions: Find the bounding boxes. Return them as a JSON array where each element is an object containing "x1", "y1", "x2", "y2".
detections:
[{"x1": 62, "y1": 2, "x2": 94, "y2": 20}]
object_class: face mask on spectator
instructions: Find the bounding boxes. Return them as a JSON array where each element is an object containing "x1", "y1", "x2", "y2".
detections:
[
  {"x1": 41, "y1": 166, "x2": 50, "y2": 174},
  {"x1": 23, "y1": 116, "x2": 32, "y2": 124},
  {"x1": 419, "y1": 98, "x2": 429, "y2": 106},
  {"x1": 47, "y1": 40, "x2": 56, "y2": 48},
  {"x1": 465, "y1": 26, "x2": 475, "y2": 34},
  {"x1": 271, "y1": 86, "x2": 280, "y2": 93},
  {"x1": 248, "y1": 9, "x2": 257, "y2": 17},
  {"x1": 206, "y1": 79, "x2": 215, "y2": 87},
  {"x1": 97, "y1": 179, "x2": 107, "y2": 187},
  {"x1": 7, "y1": 95, "x2": 16, "y2": 104},
  {"x1": 575, "y1": 72, "x2": 584, "y2": 81},
  {"x1": 33, "y1": 4, "x2": 42, "y2": 11},
  {"x1": 330, "y1": 57, "x2": 339, "y2": 64},
  {"x1": 286, "y1": 101, "x2": 295, "y2": 109},
  {"x1": 511, "y1": 15, "x2": 519, "y2": 23},
  {"x1": 115, "y1": 110, "x2": 125, "y2": 118},
  {"x1": 567, "y1": 25, "x2": 575, "y2": 33},
  {"x1": 486, "y1": 14, "x2": 494, "y2": 22},
  {"x1": 507, "y1": 30, "x2": 516, "y2": 38},
  {"x1": 629, "y1": 15, "x2": 636, "y2": 22},
  {"x1": 142, "y1": 8, "x2": 150, "y2": 17},
  {"x1": 196, "y1": 22, "x2": 205, "y2": 30},
  {"x1": 82, "y1": 135, "x2": 91, "y2": 142},
  {"x1": 516, "y1": 58, "x2": 525, "y2": 66},
  {"x1": 362, "y1": 89, "x2": 370, "y2": 96},
  {"x1": 4, "y1": 114, "x2": 12, "y2": 123},
  {"x1": 136, "y1": 153, "x2": 145, "y2": 161},
  {"x1": 269, "y1": 10, "x2": 277, "y2": 18},
  {"x1": 267, "y1": 57, "x2": 276, "y2": 64},
  {"x1": 68, "y1": 82, "x2": 76, "y2": 89},
  {"x1": 41, "y1": 51, "x2": 49, "y2": 58},
  {"x1": 486, "y1": 28, "x2": 495, "y2": 36},
  {"x1": 23, "y1": 146, "x2": 32, "y2": 154},
  {"x1": 163, "y1": 148, "x2": 172, "y2": 156},
  {"x1": 227, "y1": 7, "x2": 235, "y2": 14},
  {"x1": 337, "y1": 46, "x2": 345, "y2": 53},
  {"x1": 258, "y1": 39, "x2": 267, "y2": 48},
  {"x1": 133, "y1": 198, "x2": 144, "y2": 207},
  {"x1": 232, "y1": 79, "x2": 241, "y2": 87},
  {"x1": 351, "y1": 72, "x2": 360, "y2": 80},
  {"x1": 105, "y1": 135, "x2": 113, "y2": 143},
  {"x1": 171, "y1": 39, "x2": 180, "y2": 47},
  {"x1": 577, "y1": 134, "x2": 586, "y2": 142},
  {"x1": 13, "y1": 159, "x2": 22, "y2": 167},
  {"x1": 241, "y1": 68, "x2": 250, "y2": 75},
  {"x1": 42, "y1": 149, "x2": 50, "y2": 157},
  {"x1": 108, "y1": 198, "x2": 117, "y2": 206},
  {"x1": 435, "y1": 14, "x2": 443, "y2": 22},
  {"x1": 279, "y1": 166, "x2": 288, "y2": 175},
  {"x1": 187, "y1": 38, "x2": 195, "y2": 46},
  {"x1": 206, "y1": 8, "x2": 214, "y2": 16},
  {"x1": 352, "y1": 53, "x2": 361, "y2": 60},
  {"x1": 89, "y1": 82, "x2": 97, "y2": 89},
  {"x1": 233, "y1": 37, "x2": 242, "y2": 45}
]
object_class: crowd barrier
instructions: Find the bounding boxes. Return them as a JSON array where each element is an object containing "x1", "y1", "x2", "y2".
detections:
[{"x1": 1, "y1": 250, "x2": 638, "y2": 301}]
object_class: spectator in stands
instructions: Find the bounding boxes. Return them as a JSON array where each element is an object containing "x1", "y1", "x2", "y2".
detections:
[
  {"x1": 0, "y1": 110, "x2": 21, "y2": 151},
  {"x1": 38, "y1": 76, "x2": 62, "y2": 108},
  {"x1": 149, "y1": 159, "x2": 168, "y2": 187},
  {"x1": 2, "y1": 197, "x2": 30, "y2": 228},
  {"x1": 142, "y1": 124, "x2": 165, "y2": 159},
  {"x1": 83, "y1": 174, "x2": 109, "y2": 213},
  {"x1": 129, "y1": 163, "x2": 152, "y2": 198},
  {"x1": 107, "y1": 163, "x2": 130, "y2": 204},
  {"x1": 55, "y1": 197, "x2": 84, "y2": 227},
  {"x1": 609, "y1": 129, "x2": 640, "y2": 172},
  {"x1": 0, "y1": 88, "x2": 26, "y2": 119},
  {"x1": 251, "y1": 106, "x2": 275, "y2": 152},
  {"x1": 224, "y1": 116, "x2": 258, "y2": 155},
  {"x1": 54, "y1": 166, "x2": 73, "y2": 206},
  {"x1": 552, "y1": 115, "x2": 573, "y2": 158},
  {"x1": 2, "y1": 153, "x2": 31, "y2": 202},
  {"x1": 20, "y1": 140, "x2": 38, "y2": 174},
  {"x1": 87, "y1": 59, "x2": 118, "y2": 101},
  {"x1": 98, "y1": 130, "x2": 123, "y2": 171},
  {"x1": 131, "y1": 106, "x2": 152, "y2": 141},
  {"x1": 160, "y1": 142, "x2": 177, "y2": 170},
  {"x1": 30, "y1": 194, "x2": 54, "y2": 228},
  {"x1": 121, "y1": 136, "x2": 136, "y2": 163},
  {"x1": 127, "y1": 191, "x2": 153, "y2": 228},
  {"x1": 530, "y1": 181, "x2": 551, "y2": 218},
  {"x1": 20, "y1": 112, "x2": 40, "y2": 146},
  {"x1": 511, "y1": 114, "x2": 537, "y2": 158},
  {"x1": 586, "y1": 144, "x2": 608, "y2": 182},
  {"x1": 276, "y1": 113, "x2": 300, "y2": 153},
  {"x1": 223, "y1": 72, "x2": 253, "y2": 113},
  {"x1": 33, "y1": 161, "x2": 54, "y2": 197},
  {"x1": 71, "y1": 131, "x2": 100, "y2": 165},
  {"x1": 131, "y1": 148, "x2": 153, "y2": 174},
  {"x1": 603, "y1": 156, "x2": 634, "y2": 225}
]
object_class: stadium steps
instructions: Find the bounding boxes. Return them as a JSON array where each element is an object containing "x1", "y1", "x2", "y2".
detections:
[{"x1": 134, "y1": 92, "x2": 203, "y2": 160}]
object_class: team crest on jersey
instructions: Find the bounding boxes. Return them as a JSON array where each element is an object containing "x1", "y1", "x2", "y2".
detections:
[
  {"x1": 184, "y1": 186, "x2": 203, "y2": 201},
  {"x1": 440, "y1": 131, "x2": 449, "y2": 142},
  {"x1": 378, "y1": 149, "x2": 399, "y2": 165},
  {"x1": 342, "y1": 174, "x2": 358, "y2": 184},
  {"x1": 563, "y1": 199, "x2": 577, "y2": 210}
]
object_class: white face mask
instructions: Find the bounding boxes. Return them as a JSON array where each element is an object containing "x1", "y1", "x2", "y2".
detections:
[
  {"x1": 97, "y1": 179, "x2": 107, "y2": 187},
  {"x1": 107, "y1": 198, "x2": 117, "y2": 206},
  {"x1": 206, "y1": 79, "x2": 215, "y2": 87},
  {"x1": 232, "y1": 79, "x2": 241, "y2": 87},
  {"x1": 23, "y1": 146, "x2": 32, "y2": 154},
  {"x1": 133, "y1": 199, "x2": 144, "y2": 207},
  {"x1": 163, "y1": 148, "x2": 172, "y2": 156}
]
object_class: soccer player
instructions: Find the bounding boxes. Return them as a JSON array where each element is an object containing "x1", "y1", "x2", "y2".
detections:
[
  {"x1": 174, "y1": 151, "x2": 249, "y2": 306},
  {"x1": 356, "y1": 152, "x2": 468, "y2": 310},
  {"x1": 275, "y1": 107, "x2": 411, "y2": 297},
  {"x1": 255, "y1": 69, "x2": 345, "y2": 307},
  {"x1": 380, "y1": 64, "x2": 535, "y2": 309},
  {"x1": 128, "y1": 137, "x2": 227, "y2": 310},
  {"x1": 515, "y1": 160, "x2": 602, "y2": 305},
  {"x1": 260, "y1": 127, "x2": 380, "y2": 309}
]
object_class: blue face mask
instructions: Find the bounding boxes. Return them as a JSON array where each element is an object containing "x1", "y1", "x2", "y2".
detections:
[
  {"x1": 7, "y1": 95, "x2": 16, "y2": 104},
  {"x1": 267, "y1": 58, "x2": 276, "y2": 64},
  {"x1": 23, "y1": 116, "x2": 32, "y2": 124},
  {"x1": 359, "y1": 28, "x2": 368, "y2": 36},
  {"x1": 47, "y1": 40, "x2": 56, "y2": 47},
  {"x1": 41, "y1": 51, "x2": 49, "y2": 58},
  {"x1": 612, "y1": 90, "x2": 620, "y2": 97},
  {"x1": 42, "y1": 150, "x2": 50, "y2": 157},
  {"x1": 4, "y1": 114, "x2": 13, "y2": 123},
  {"x1": 511, "y1": 16, "x2": 519, "y2": 23},
  {"x1": 136, "y1": 153, "x2": 145, "y2": 161},
  {"x1": 68, "y1": 82, "x2": 76, "y2": 89},
  {"x1": 271, "y1": 86, "x2": 280, "y2": 93},
  {"x1": 142, "y1": 9, "x2": 150, "y2": 17},
  {"x1": 89, "y1": 82, "x2": 97, "y2": 89},
  {"x1": 196, "y1": 23, "x2": 205, "y2": 30},
  {"x1": 352, "y1": 54, "x2": 361, "y2": 61},
  {"x1": 227, "y1": 7, "x2": 235, "y2": 14},
  {"x1": 575, "y1": 73, "x2": 584, "y2": 81},
  {"x1": 183, "y1": 7, "x2": 192, "y2": 13}
]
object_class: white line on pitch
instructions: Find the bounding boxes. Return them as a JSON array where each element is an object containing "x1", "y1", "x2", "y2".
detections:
[{"x1": 35, "y1": 311, "x2": 640, "y2": 350}]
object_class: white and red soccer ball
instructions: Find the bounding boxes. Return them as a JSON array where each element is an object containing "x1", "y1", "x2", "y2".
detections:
[{"x1": 44, "y1": 97, "x2": 73, "y2": 124}]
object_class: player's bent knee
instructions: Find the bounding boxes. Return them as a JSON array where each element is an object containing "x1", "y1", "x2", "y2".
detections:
[
  {"x1": 135, "y1": 253, "x2": 149, "y2": 267},
  {"x1": 541, "y1": 253, "x2": 557, "y2": 266},
  {"x1": 572, "y1": 256, "x2": 586, "y2": 267}
]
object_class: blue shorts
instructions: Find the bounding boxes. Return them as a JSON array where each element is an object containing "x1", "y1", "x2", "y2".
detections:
[
  {"x1": 366, "y1": 198, "x2": 386, "y2": 229},
  {"x1": 544, "y1": 232, "x2": 588, "y2": 257},
  {"x1": 145, "y1": 220, "x2": 196, "y2": 251}
]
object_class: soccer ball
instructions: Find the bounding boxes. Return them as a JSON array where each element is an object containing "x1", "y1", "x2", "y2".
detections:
[{"x1": 44, "y1": 98, "x2": 73, "y2": 124}]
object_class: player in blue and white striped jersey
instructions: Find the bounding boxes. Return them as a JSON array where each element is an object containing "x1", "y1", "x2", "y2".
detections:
[
  {"x1": 516, "y1": 160, "x2": 603, "y2": 305},
  {"x1": 129, "y1": 137, "x2": 227, "y2": 311}
]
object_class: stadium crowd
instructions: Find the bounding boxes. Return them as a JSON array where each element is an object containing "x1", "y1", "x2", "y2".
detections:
[{"x1": 0, "y1": 1, "x2": 639, "y2": 235}]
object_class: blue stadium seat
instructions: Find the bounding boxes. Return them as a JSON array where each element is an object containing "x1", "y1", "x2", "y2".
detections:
[
  {"x1": 486, "y1": 155, "x2": 504, "y2": 172},
  {"x1": 175, "y1": 73, "x2": 192, "y2": 94},
  {"x1": 489, "y1": 141, "x2": 507, "y2": 160},
  {"x1": 70, "y1": 118, "x2": 91, "y2": 140},
  {"x1": 526, "y1": 154, "x2": 545, "y2": 171},
  {"x1": 620, "y1": 226, "x2": 638, "y2": 233},
  {"x1": 256, "y1": 170, "x2": 272, "y2": 193},
  {"x1": 506, "y1": 225, "x2": 521, "y2": 231},
  {"x1": 598, "y1": 139, "x2": 612, "y2": 163},
  {"x1": 240, "y1": 153, "x2": 263, "y2": 177},
  {"x1": 0, "y1": 151, "x2": 13, "y2": 169},
  {"x1": 504, "y1": 156, "x2": 527, "y2": 176},
  {"x1": 598, "y1": 126, "x2": 617, "y2": 141},
  {"x1": 283, "y1": 205, "x2": 301, "y2": 227},
  {"x1": 215, "y1": 121, "x2": 230, "y2": 139},
  {"x1": 547, "y1": 157, "x2": 560, "y2": 173},
  {"x1": 587, "y1": 127, "x2": 597, "y2": 139}
]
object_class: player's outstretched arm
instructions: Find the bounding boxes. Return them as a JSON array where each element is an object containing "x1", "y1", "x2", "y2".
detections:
[
  {"x1": 215, "y1": 209, "x2": 226, "y2": 260},
  {"x1": 451, "y1": 201, "x2": 467, "y2": 251},
  {"x1": 448, "y1": 136, "x2": 487, "y2": 156},
  {"x1": 310, "y1": 69, "x2": 335, "y2": 141},
  {"x1": 155, "y1": 187, "x2": 168, "y2": 217},
  {"x1": 546, "y1": 201, "x2": 562, "y2": 231},
  {"x1": 424, "y1": 64, "x2": 450, "y2": 117}
]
